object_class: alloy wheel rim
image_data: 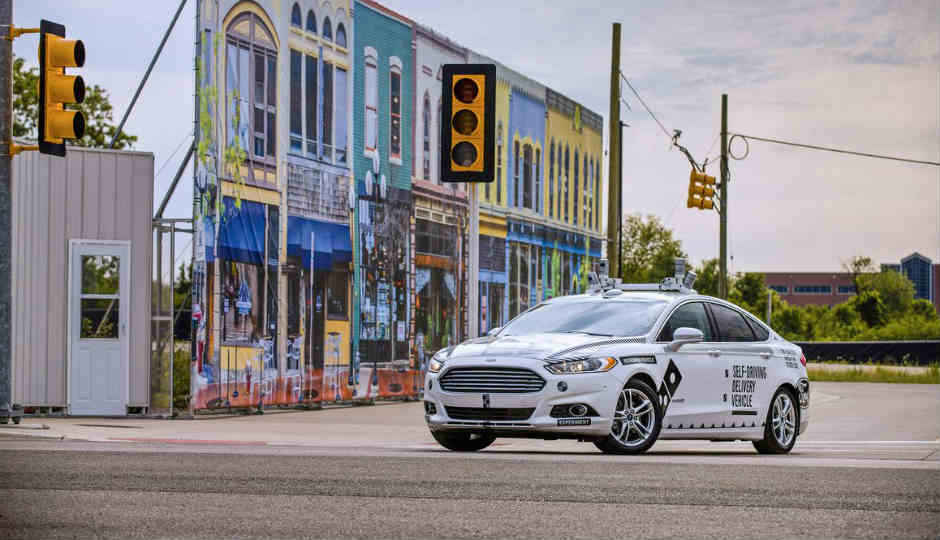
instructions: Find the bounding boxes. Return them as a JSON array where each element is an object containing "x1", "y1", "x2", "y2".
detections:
[
  {"x1": 612, "y1": 388, "x2": 655, "y2": 447},
  {"x1": 771, "y1": 393, "x2": 796, "y2": 447}
]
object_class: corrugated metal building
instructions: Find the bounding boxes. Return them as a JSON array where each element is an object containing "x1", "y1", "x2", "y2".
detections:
[{"x1": 11, "y1": 146, "x2": 154, "y2": 415}]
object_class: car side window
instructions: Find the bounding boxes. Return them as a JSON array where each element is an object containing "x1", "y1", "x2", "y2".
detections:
[
  {"x1": 657, "y1": 302, "x2": 713, "y2": 342},
  {"x1": 709, "y1": 303, "x2": 757, "y2": 342},
  {"x1": 747, "y1": 318, "x2": 770, "y2": 341}
]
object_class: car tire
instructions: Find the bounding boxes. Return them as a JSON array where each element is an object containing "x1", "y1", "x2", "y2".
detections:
[
  {"x1": 753, "y1": 387, "x2": 799, "y2": 455},
  {"x1": 594, "y1": 378, "x2": 662, "y2": 455},
  {"x1": 431, "y1": 431, "x2": 496, "y2": 452}
]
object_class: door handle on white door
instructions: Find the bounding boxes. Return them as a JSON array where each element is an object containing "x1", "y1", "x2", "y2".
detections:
[
  {"x1": 759, "y1": 352, "x2": 771, "y2": 359},
  {"x1": 708, "y1": 350, "x2": 721, "y2": 357}
]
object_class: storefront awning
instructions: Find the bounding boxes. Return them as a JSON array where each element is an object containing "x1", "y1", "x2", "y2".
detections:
[
  {"x1": 287, "y1": 216, "x2": 352, "y2": 271},
  {"x1": 208, "y1": 197, "x2": 266, "y2": 265}
]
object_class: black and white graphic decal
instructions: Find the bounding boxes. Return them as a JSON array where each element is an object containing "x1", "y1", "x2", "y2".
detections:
[{"x1": 657, "y1": 359, "x2": 682, "y2": 413}]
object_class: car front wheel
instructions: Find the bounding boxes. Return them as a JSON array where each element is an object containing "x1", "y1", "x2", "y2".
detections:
[
  {"x1": 753, "y1": 387, "x2": 798, "y2": 454},
  {"x1": 431, "y1": 430, "x2": 496, "y2": 452},
  {"x1": 594, "y1": 379, "x2": 662, "y2": 455}
]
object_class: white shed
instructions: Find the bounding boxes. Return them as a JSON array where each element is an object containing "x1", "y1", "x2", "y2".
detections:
[{"x1": 11, "y1": 146, "x2": 154, "y2": 415}]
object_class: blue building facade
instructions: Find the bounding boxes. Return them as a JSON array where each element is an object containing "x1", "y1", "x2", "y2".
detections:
[{"x1": 900, "y1": 253, "x2": 933, "y2": 303}]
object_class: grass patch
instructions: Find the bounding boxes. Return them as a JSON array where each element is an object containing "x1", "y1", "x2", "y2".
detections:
[{"x1": 808, "y1": 364, "x2": 940, "y2": 384}]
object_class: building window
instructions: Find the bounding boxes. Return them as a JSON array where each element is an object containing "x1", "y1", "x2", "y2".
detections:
[
  {"x1": 548, "y1": 141, "x2": 555, "y2": 218},
  {"x1": 564, "y1": 146, "x2": 569, "y2": 222},
  {"x1": 322, "y1": 17, "x2": 332, "y2": 41},
  {"x1": 583, "y1": 155, "x2": 588, "y2": 226},
  {"x1": 416, "y1": 219, "x2": 457, "y2": 257},
  {"x1": 573, "y1": 151, "x2": 579, "y2": 225},
  {"x1": 226, "y1": 13, "x2": 277, "y2": 184},
  {"x1": 336, "y1": 23, "x2": 347, "y2": 48},
  {"x1": 327, "y1": 272, "x2": 348, "y2": 319},
  {"x1": 364, "y1": 52, "x2": 377, "y2": 153},
  {"x1": 496, "y1": 122, "x2": 503, "y2": 203},
  {"x1": 522, "y1": 144, "x2": 533, "y2": 210},
  {"x1": 587, "y1": 157, "x2": 593, "y2": 228},
  {"x1": 389, "y1": 63, "x2": 402, "y2": 161},
  {"x1": 334, "y1": 66, "x2": 347, "y2": 165},
  {"x1": 422, "y1": 94, "x2": 431, "y2": 180},
  {"x1": 769, "y1": 285, "x2": 788, "y2": 294},
  {"x1": 322, "y1": 61, "x2": 333, "y2": 161},
  {"x1": 289, "y1": 49, "x2": 302, "y2": 152},
  {"x1": 437, "y1": 101, "x2": 442, "y2": 182},
  {"x1": 837, "y1": 285, "x2": 856, "y2": 294},
  {"x1": 513, "y1": 141, "x2": 520, "y2": 206},
  {"x1": 535, "y1": 148, "x2": 541, "y2": 213},
  {"x1": 306, "y1": 10, "x2": 316, "y2": 33},
  {"x1": 291, "y1": 3, "x2": 301, "y2": 27},
  {"x1": 793, "y1": 285, "x2": 832, "y2": 294},
  {"x1": 304, "y1": 54, "x2": 317, "y2": 155},
  {"x1": 594, "y1": 160, "x2": 600, "y2": 229}
]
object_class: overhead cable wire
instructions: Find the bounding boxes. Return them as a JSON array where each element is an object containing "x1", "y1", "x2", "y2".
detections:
[
  {"x1": 620, "y1": 72, "x2": 671, "y2": 142},
  {"x1": 156, "y1": 131, "x2": 194, "y2": 179},
  {"x1": 731, "y1": 133, "x2": 940, "y2": 167}
]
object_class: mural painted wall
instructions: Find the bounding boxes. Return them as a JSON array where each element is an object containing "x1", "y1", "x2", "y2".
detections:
[{"x1": 188, "y1": 0, "x2": 605, "y2": 412}]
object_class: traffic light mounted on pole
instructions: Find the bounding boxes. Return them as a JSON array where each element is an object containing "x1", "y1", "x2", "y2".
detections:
[
  {"x1": 686, "y1": 169, "x2": 716, "y2": 210},
  {"x1": 440, "y1": 63, "x2": 495, "y2": 183},
  {"x1": 38, "y1": 19, "x2": 86, "y2": 157}
]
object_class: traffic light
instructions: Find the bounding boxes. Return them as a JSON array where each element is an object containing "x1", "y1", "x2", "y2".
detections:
[
  {"x1": 440, "y1": 64, "x2": 495, "y2": 183},
  {"x1": 687, "y1": 169, "x2": 716, "y2": 210},
  {"x1": 38, "y1": 19, "x2": 86, "y2": 157}
]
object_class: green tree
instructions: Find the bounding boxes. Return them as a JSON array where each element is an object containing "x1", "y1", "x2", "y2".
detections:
[
  {"x1": 910, "y1": 299, "x2": 938, "y2": 321},
  {"x1": 842, "y1": 255, "x2": 874, "y2": 292},
  {"x1": 855, "y1": 289, "x2": 887, "y2": 327},
  {"x1": 730, "y1": 272, "x2": 766, "y2": 313},
  {"x1": 12, "y1": 54, "x2": 137, "y2": 149},
  {"x1": 857, "y1": 270, "x2": 915, "y2": 317},
  {"x1": 693, "y1": 258, "x2": 721, "y2": 297},
  {"x1": 619, "y1": 213, "x2": 686, "y2": 283}
]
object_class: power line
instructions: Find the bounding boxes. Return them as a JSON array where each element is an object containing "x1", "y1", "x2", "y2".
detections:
[
  {"x1": 731, "y1": 133, "x2": 940, "y2": 167},
  {"x1": 619, "y1": 72, "x2": 672, "y2": 142},
  {"x1": 155, "y1": 131, "x2": 193, "y2": 179}
]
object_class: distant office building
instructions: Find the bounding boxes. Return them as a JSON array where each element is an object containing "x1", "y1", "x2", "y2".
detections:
[{"x1": 763, "y1": 252, "x2": 939, "y2": 311}]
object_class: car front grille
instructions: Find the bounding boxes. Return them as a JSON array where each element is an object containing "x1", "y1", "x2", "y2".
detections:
[
  {"x1": 439, "y1": 367, "x2": 546, "y2": 393},
  {"x1": 444, "y1": 406, "x2": 536, "y2": 421}
]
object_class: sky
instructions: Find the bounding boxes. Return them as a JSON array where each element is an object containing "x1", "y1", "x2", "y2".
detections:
[{"x1": 13, "y1": 0, "x2": 940, "y2": 272}]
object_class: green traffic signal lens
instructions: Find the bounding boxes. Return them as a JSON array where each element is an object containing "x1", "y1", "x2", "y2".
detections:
[
  {"x1": 452, "y1": 110, "x2": 478, "y2": 135},
  {"x1": 452, "y1": 142, "x2": 477, "y2": 167},
  {"x1": 454, "y1": 78, "x2": 479, "y2": 104}
]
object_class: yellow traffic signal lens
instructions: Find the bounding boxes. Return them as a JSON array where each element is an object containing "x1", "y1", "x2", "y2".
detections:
[
  {"x1": 700, "y1": 199, "x2": 714, "y2": 210},
  {"x1": 47, "y1": 35, "x2": 85, "y2": 68},
  {"x1": 49, "y1": 73, "x2": 84, "y2": 104},
  {"x1": 454, "y1": 78, "x2": 479, "y2": 104},
  {"x1": 690, "y1": 169, "x2": 716, "y2": 186},
  {"x1": 452, "y1": 142, "x2": 477, "y2": 167},
  {"x1": 48, "y1": 109, "x2": 85, "y2": 140},
  {"x1": 452, "y1": 109, "x2": 478, "y2": 135}
]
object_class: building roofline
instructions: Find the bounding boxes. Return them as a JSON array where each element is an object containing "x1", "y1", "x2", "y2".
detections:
[{"x1": 358, "y1": 0, "x2": 413, "y2": 26}]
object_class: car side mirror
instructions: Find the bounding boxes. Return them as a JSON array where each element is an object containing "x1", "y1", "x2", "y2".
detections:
[
  {"x1": 667, "y1": 327, "x2": 704, "y2": 351},
  {"x1": 486, "y1": 326, "x2": 501, "y2": 337}
]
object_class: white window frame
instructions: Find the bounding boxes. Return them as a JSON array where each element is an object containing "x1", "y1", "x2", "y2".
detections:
[
  {"x1": 364, "y1": 46, "x2": 378, "y2": 157},
  {"x1": 389, "y1": 56, "x2": 403, "y2": 166}
]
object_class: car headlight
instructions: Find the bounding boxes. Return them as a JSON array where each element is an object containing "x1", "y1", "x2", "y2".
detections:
[
  {"x1": 544, "y1": 356, "x2": 617, "y2": 375},
  {"x1": 428, "y1": 357, "x2": 445, "y2": 373}
]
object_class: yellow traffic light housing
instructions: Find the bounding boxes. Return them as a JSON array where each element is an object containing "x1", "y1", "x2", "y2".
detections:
[
  {"x1": 440, "y1": 64, "x2": 495, "y2": 182},
  {"x1": 38, "y1": 19, "x2": 86, "y2": 157},
  {"x1": 687, "y1": 169, "x2": 717, "y2": 210}
]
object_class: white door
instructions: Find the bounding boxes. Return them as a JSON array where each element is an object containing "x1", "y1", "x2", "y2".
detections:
[{"x1": 69, "y1": 241, "x2": 130, "y2": 415}]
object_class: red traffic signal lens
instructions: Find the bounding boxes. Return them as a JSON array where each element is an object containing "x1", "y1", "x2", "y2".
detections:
[
  {"x1": 452, "y1": 110, "x2": 478, "y2": 135},
  {"x1": 452, "y1": 142, "x2": 477, "y2": 167},
  {"x1": 454, "y1": 78, "x2": 479, "y2": 104}
]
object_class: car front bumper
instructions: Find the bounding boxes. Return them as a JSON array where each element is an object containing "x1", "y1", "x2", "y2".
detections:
[{"x1": 424, "y1": 359, "x2": 625, "y2": 439}]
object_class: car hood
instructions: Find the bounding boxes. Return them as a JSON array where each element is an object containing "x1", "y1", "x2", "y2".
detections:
[{"x1": 437, "y1": 332, "x2": 646, "y2": 361}]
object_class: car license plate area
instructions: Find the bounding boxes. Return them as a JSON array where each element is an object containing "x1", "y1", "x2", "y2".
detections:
[{"x1": 557, "y1": 418, "x2": 591, "y2": 426}]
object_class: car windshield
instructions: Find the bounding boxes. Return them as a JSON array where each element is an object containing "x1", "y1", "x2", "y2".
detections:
[{"x1": 499, "y1": 300, "x2": 668, "y2": 337}]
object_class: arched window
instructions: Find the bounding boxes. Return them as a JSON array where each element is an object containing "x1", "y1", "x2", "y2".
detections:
[
  {"x1": 573, "y1": 150, "x2": 580, "y2": 226},
  {"x1": 522, "y1": 144, "x2": 533, "y2": 210},
  {"x1": 291, "y1": 3, "x2": 301, "y2": 27},
  {"x1": 548, "y1": 141, "x2": 554, "y2": 219},
  {"x1": 564, "y1": 146, "x2": 570, "y2": 222},
  {"x1": 306, "y1": 10, "x2": 316, "y2": 33},
  {"x1": 322, "y1": 17, "x2": 332, "y2": 41},
  {"x1": 335, "y1": 23, "x2": 347, "y2": 48},
  {"x1": 226, "y1": 12, "x2": 278, "y2": 183},
  {"x1": 496, "y1": 122, "x2": 503, "y2": 203},
  {"x1": 422, "y1": 93, "x2": 431, "y2": 180}
]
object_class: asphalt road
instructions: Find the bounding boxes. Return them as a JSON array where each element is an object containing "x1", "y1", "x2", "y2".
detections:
[{"x1": 0, "y1": 382, "x2": 937, "y2": 539}]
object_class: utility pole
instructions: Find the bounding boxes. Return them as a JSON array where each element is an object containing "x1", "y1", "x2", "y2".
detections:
[
  {"x1": 0, "y1": 0, "x2": 13, "y2": 421},
  {"x1": 617, "y1": 120, "x2": 624, "y2": 272},
  {"x1": 719, "y1": 94, "x2": 728, "y2": 299},
  {"x1": 606, "y1": 23, "x2": 621, "y2": 278}
]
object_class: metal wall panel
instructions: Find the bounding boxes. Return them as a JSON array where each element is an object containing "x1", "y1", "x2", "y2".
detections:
[{"x1": 11, "y1": 146, "x2": 154, "y2": 410}]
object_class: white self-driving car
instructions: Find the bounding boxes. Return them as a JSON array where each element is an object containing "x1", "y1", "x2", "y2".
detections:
[{"x1": 424, "y1": 269, "x2": 809, "y2": 455}]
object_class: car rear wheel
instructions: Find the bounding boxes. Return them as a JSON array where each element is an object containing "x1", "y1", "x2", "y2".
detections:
[
  {"x1": 594, "y1": 379, "x2": 662, "y2": 455},
  {"x1": 431, "y1": 430, "x2": 496, "y2": 452},
  {"x1": 753, "y1": 387, "x2": 798, "y2": 454}
]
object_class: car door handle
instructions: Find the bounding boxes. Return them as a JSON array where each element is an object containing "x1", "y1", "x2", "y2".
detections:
[
  {"x1": 759, "y1": 352, "x2": 771, "y2": 359},
  {"x1": 708, "y1": 350, "x2": 721, "y2": 357}
]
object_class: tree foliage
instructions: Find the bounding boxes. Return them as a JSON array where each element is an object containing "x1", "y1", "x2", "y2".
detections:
[
  {"x1": 619, "y1": 213, "x2": 686, "y2": 283},
  {"x1": 12, "y1": 54, "x2": 137, "y2": 149}
]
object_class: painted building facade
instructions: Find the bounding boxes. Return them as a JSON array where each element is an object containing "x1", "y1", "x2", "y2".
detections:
[{"x1": 191, "y1": 0, "x2": 605, "y2": 411}]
